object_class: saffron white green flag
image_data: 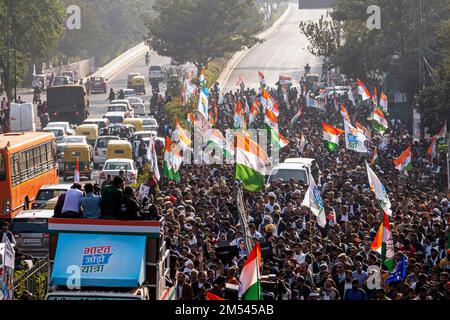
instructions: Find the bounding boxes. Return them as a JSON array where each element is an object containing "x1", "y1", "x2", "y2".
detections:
[
  {"x1": 301, "y1": 173, "x2": 326, "y2": 228},
  {"x1": 371, "y1": 210, "x2": 395, "y2": 271},
  {"x1": 239, "y1": 243, "x2": 262, "y2": 300},
  {"x1": 235, "y1": 132, "x2": 269, "y2": 192},
  {"x1": 344, "y1": 121, "x2": 368, "y2": 153},
  {"x1": 372, "y1": 108, "x2": 388, "y2": 133},
  {"x1": 366, "y1": 162, "x2": 392, "y2": 216}
]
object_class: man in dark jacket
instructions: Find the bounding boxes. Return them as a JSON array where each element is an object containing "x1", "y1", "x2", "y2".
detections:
[
  {"x1": 122, "y1": 186, "x2": 141, "y2": 220},
  {"x1": 100, "y1": 176, "x2": 124, "y2": 219}
]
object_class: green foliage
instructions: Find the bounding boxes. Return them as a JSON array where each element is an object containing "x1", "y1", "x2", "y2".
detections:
[
  {"x1": 144, "y1": 0, "x2": 262, "y2": 73},
  {"x1": 0, "y1": 0, "x2": 65, "y2": 92},
  {"x1": 416, "y1": 3, "x2": 450, "y2": 131},
  {"x1": 300, "y1": 0, "x2": 449, "y2": 98},
  {"x1": 299, "y1": 13, "x2": 338, "y2": 58},
  {"x1": 13, "y1": 268, "x2": 48, "y2": 300}
]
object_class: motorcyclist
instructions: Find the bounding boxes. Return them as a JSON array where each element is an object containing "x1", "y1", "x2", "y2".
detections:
[
  {"x1": 304, "y1": 63, "x2": 311, "y2": 75},
  {"x1": 118, "y1": 89, "x2": 125, "y2": 100},
  {"x1": 107, "y1": 88, "x2": 116, "y2": 103},
  {"x1": 40, "y1": 113, "x2": 49, "y2": 129},
  {"x1": 33, "y1": 86, "x2": 41, "y2": 104},
  {"x1": 145, "y1": 52, "x2": 150, "y2": 66}
]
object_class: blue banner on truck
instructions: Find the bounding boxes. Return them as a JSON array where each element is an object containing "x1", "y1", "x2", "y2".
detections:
[{"x1": 51, "y1": 233, "x2": 146, "y2": 288}]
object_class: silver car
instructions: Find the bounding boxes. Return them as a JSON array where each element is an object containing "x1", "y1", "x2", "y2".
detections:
[{"x1": 11, "y1": 210, "x2": 54, "y2": 258}]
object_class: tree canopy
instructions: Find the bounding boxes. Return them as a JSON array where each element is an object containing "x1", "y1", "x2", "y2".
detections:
[
  {"x1": 0, "y1": 0, "x2": 66, "y2": 94},
  {"x1": 143, "y1": 0, "x2": 263, "y2": 75}
]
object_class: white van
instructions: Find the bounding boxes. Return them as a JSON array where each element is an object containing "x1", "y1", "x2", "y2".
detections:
[
  {"x1": 283, "y1": 157, "x2": 321, "y2": 184},
  {"x1": 266, "y1": 162, "x2": 309, "y2": 185},
  {"x1": 9, "y1": 103, "x2": 35, "y2": 132}
]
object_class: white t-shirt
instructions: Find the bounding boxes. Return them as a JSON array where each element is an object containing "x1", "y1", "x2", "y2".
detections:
[{"x1": 62, "y1": 188, "x2": 83, "y2": 213}]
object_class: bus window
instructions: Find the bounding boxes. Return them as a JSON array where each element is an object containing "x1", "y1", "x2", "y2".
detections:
[{"x1": 0, "y1": 151, "x2": 5, "y2": 180}]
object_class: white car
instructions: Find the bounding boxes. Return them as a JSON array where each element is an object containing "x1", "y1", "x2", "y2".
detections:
[
  {"x1": 57, "y1": 135, "x2": 92, "y2": 159},
  {"x1": 132, "y1": 130, "x2": 157, "y2": 142},
  {"x1": 126, "y1": 97, "x2": 145, "y2": 116},
  {"x1": 104, "y1": 111, "x2": 126, "y2": 124},
  {"x1": 141, "y1": 117, "x2": 159, "y2": 132},
  {"x1": 99, "y1": 158, "x2": 137, "y2": 184},
  {"x1": 326, "y1": 86, "x2": 348, "y2": 98},
  {"x1": 149, "y1": 65, "x2": 164, "y2": 81},
  {"x1": 120, "y1": 89, "x2": 135, "y2": 98},
  {"x1": 42, "y1": 126, "x2": 71, "y2": 143},
  {"x1": 32, "y1": 184, "x2": 72, "y2": 209},
  {"x1": 93, "y1": 136, "x2": 122, "y2": 169},
  {"x1": 109, "y1": 101, "x2": 134, "y2": 118},
  {"x1": 46, "y1": 121, "x2": 75, "y2": 135}
]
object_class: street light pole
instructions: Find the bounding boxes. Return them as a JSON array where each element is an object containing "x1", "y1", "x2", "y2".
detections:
[{"x1": 418, "y1": 0, "x2": 424, "y2": 90}]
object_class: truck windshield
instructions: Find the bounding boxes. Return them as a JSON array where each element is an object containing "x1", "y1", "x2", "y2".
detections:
[{"x1": 268, "y1": 169, "x2": 307, "y2": 184}]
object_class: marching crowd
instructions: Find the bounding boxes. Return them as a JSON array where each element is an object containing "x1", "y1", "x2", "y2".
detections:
[
  {"x1": 101, "y1": 74, "x2": 448, "y2": 300},
  {"x1": 2, "y1": 70, "x2": 449, "y2": 301}
]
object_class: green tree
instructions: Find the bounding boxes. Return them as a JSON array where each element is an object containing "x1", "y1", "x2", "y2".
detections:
[
  {"x1": 143, "y1": 0, "x2": 262, "y2": 76},
  {"x1": 0, "y1": 0, "x2": 65, "y2": 97},
  {"x1": 299, "y1": 0, "x2": 449, "y2": 100}
]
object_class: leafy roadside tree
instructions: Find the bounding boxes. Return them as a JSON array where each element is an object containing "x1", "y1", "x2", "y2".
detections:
[
  {"x1": 0, "y1": 0, "x2": 65, "y2": 96},
  {"x1": 143, "y1": 0, "x2": 262, "y2": 76},
  {"x1": 299, "y1": 0, "x2": 449, "y2": 101}
]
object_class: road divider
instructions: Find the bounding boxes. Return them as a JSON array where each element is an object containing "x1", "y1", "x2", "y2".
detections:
[
  {"x1": 91, "y1": 42, "x2": 149, "y2": 82},
  {"x1": 217, "y1": 3, "x2": 293, "y2": 88}
]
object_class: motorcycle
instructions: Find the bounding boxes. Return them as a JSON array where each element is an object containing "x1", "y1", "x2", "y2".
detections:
[{"x1": 33, "y1": 92, "x2": 41, "y2": 104}]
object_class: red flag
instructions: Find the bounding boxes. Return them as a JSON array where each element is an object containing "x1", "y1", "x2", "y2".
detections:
[
  {"x1": 74, "y1": 157, "x2": 80, "y2": 183},
  {"x1": 206, "y1": 291, "x2": 225, "y2": 300}
]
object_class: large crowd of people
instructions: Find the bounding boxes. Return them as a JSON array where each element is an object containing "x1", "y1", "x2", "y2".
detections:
[
  {"x1": 82, "y1": 74, "x2": 448, "y2": 300},
  {"x1": 2, "y1": 70, "x2": 449, "y2": 301}
]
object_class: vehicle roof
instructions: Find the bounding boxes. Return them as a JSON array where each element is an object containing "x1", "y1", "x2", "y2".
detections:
[
  {"x1": 64, "y1": 143, "x2": 90, "y2": 149},
  {"x1": 126, "y1": 96, "x2": 143, "y2": 101},
  {"x1": 43, "y1": 126, "x2": 65, "y2": 131},
  {"x1": 96, "y1": 136, "x2": 119, "y2": 140},
  {"x1": 84, "y1": 118, "x2": 108, "y2": 123},
  {"x1": 124, "y1": 118, "x2": 143, "y2": 123},
  {"x1": 107, "y1": 140, "x2": 132, "y2": 146},
  {"x1": 0, "y1": 132, "x2": 55, "y2": 150},
  {"x1": 47, "y1": 121, "x2": 70, "y2": 126},
  {"x1": 131, "y1": 75, "x2": 145, "y2": 79},
  {"x1": 76, "y1": 123, "x2": 98, "y2": 128},
  {"x1": 105, "y1": 111, "x2": 126, "y2": 116},
  {"x1": 111, "y1": 100, "x2": 130, "y2": 104},
  {"x1": 134, "y1": 131, "x2": 156, "y2": 135},
  {"x1": 108, "y1": 103, "x2": 128, "y2": 107},
  {"x1": 63, "y1": 135, "x2": 87, "y2": 140},
  {"x1": 104, "y1": 158, "x2": 134, "y2": 163},
  {"x1": 107, "y1": 123, "x2": 133, "y2": 128},
  {"x1": 283, "y1": 158, "x2": 316, "y2": 165},
  {"x1": 270, "y1": 163, "x2": 308, "y2": 170},
  {"x1": 39, "y1": 184, "x2": 72, "y2": 191},
  {"x1": 13, "y1": 210, "x2": 54, "y2": 219}
]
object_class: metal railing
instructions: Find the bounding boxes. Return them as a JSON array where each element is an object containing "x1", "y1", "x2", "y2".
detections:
[{"x1": 14, "y1": 258, "x2": 48, "y2": 291}]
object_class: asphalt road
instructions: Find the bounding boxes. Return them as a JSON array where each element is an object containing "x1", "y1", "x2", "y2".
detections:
[{"x1": 223, "y1": 4, "x2": 328, "y2": 91}]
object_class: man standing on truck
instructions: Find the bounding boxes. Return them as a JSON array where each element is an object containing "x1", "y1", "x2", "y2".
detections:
[{"x1": 100, "y1": 176, "x2": 124, "y2": 219}]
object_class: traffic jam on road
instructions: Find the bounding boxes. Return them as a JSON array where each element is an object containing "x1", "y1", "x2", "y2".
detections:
[{"x1": 0, "y1": 0, "x2": 449, "y2": 307}]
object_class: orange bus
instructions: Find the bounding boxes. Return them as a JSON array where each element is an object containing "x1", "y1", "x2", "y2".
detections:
[{"x1": 0, "y1": 132, "x2": 59, "y2": 217}]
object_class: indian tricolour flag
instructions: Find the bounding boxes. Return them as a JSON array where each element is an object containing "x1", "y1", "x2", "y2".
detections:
[
  {"x1": 371, "y1": 210, "x2": 395, "y2": 272},
  {"x1": 393, "y1": 146, "x2": 412, "y2": 173},
  {"x1": 372, "y1": 108, "x2": 388, "y2": 133},
  {"x1": 357, "y1": 79, "x2": 371, "y2": 101},
  {"x1": 436, "y1": 122, "x2": 447, "y2": 144},
  {"x1": 427, "y1": 136, "x2": 437, "y2": 160},
  {"x1": 239, "y1": 242, "x2": 262, "y2": 300},
  {"x1": 174, "y1": 120, "x2": 192, "y2": 149},
  {"x1": 235, "y1": 132, "x2": 269, "y2": 192},
  {"x1": 163, "y1": 136, "x2": 181, "y2": 182},
  {"x1": 340, "y1": 104, "x2": 350, "y2": 121},
  {"x1": 379, "y1": 92, "x2": 388, "y2": 113},
  {"x1": 323, "y1": 122, "x2": 344, "y2": 152},
  {"x1": 366, "y1": 162, "x2": 392, "y2": 216},
  {"x1": 370, "y1": 147, "x2": 378, "y2": 167},
  {"x1": 266, "y1": 125, "x2": 289, "y2": 150},
  {"x1": 205, "y1": 129, "x2": 234, "y2": 159}
]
